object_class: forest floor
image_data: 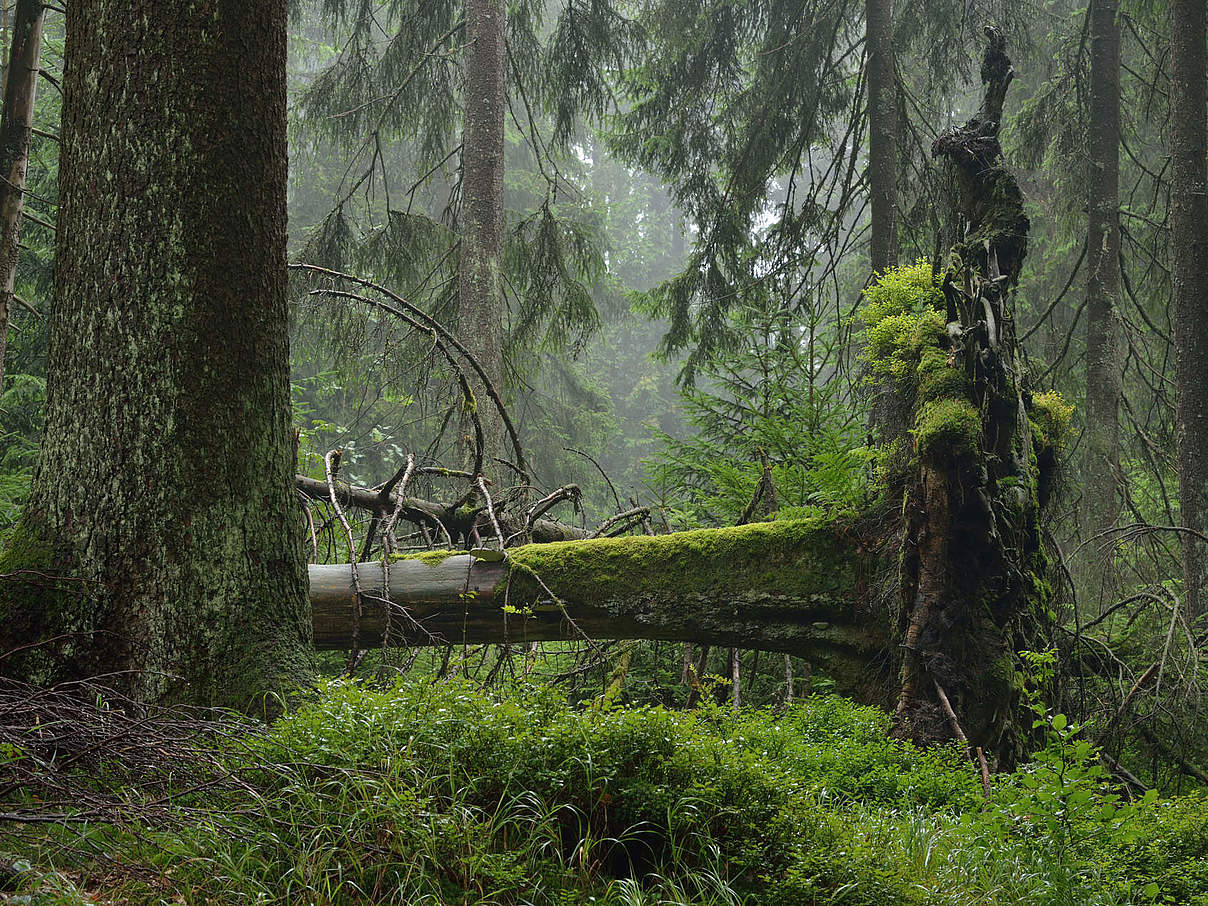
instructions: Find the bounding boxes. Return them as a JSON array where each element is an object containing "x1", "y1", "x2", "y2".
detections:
[{"x1": 2, "y1": 679, "x2": 1206, "y2": 905}]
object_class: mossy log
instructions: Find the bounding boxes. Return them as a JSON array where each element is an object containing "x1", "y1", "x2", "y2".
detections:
[{"x1": 309, "y1": 519, "x2": 892, "y2": 703}]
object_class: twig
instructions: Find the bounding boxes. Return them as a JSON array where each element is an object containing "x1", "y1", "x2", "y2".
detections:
[
  {"x1": 934, "y1": 678, "x2": 991, "y2": 798},
  {"x1": 477, "y1": 476, "x2": 504, "y2": 550},
  {"x1": 325, "y1": 450, "x2": 363, "y2": 674}
]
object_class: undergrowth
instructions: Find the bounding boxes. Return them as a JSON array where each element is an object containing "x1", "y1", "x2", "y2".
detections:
[{"x1": 2, "y1": 681, "x2": 1205, "y2": 905}]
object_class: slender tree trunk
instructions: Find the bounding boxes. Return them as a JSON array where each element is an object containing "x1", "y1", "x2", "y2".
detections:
[
  {"x1": 730, "y1": 647, "x2": 741, "y2": 710},
  {"x1": 1, "y1": 1, "x2": 9, "y2": 98},
  {"x1": 457, "y1": 0, "x2": 507, "y2": 479},
  {"x1": 1170, "y1": 0, "x2": 1208, "y2": 621},
  {"x1": 1080, "y1": 0, "x2": 1122, "y2": 607},
  {"x1": 866, "y1": 0, "x2": 896, "y2": 273},
  {"x1": 0, "y1": 0, "x2": 42, "y2": 392},
  {"x1": 0, "y1": 0, "x2": 311, "y2": 707}
]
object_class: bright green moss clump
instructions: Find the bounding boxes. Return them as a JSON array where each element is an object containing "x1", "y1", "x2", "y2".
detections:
[
  {"x1": 860, "y1": 261, "x2": 949, "y2": 385},
  {"x1": 916, "y1": 345, "x2": 965, "y2": 401},
  {"x1": 859, "y1": 260, "x2": 945, "y2": 326},
  {"x1": 861, "y1": 262, "x2": 980, "y2": 467},
  {"x1": 915, "y1": 399, "x2": 982, "y2": 465},
  {"x1": 1029, "y1": 389, "x2": 1075, "y2": 453},
  {"x1": 390, "y1": 549, "x2": 460, "y2": 566}
]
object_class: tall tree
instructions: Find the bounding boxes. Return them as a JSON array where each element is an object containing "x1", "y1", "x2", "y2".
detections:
[
  {"x1": 0, "y1": 0, "x2": 43, "y2": 392},
  {"x1": 0, "y1": 0, "x2": 311, "y2": 705},
  {"x1": 866, "y1": 0, "x2": 896, "y2": 273},
  {"x1": 1080, "y1": 0, "x2": 1122, "y2": 602},
  {"x1": 457, "y1": 0, "x2": 507, "y2": 476},
  {"x1": 294, "y1": 0, "x2": 626, "y2": 481},
  {"x1": 1169, "y1": 0, "x2": 1208, "y2": 621}
]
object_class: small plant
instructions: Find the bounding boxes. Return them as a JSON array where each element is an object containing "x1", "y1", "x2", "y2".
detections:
[{"x1": 976, "y1": 650, "x2": 1162, "y2": 902}]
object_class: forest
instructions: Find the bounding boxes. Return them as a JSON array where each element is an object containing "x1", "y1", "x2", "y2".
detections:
[{"x1": 0, "y1": 0, "x2": 1207, "y2": 903}]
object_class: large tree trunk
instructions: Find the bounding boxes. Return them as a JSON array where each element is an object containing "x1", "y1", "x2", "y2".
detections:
[
  {"x1": 308, "y1": 519, "x2": 892, "y2": 703},
  {"x1": 1080, "y1": 0, "x2": 1122, "y2": 608},
  {"x1": 0, "y1": 0, "x2": 311, "y2": 707},
  {"x1": 1169, "y1": 0, "x2": 1208, "y2": 622},
  {"x1": 865, "y1": 0, "x2": 896, "y2": 274},
  {"x1": 456, "y1": 0, "x2": 507, "y2": 478},
  {"x1": 888, "y1": 30, "x2": 1045, "y2": 766},
  {"x1": 0, "y1": 0, "x2": 42, "y2": 392}
]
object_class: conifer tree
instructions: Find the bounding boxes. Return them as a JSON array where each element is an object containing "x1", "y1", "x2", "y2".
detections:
[{"x1": 0, "y1": 0, "x2": 311, "y2": 706}]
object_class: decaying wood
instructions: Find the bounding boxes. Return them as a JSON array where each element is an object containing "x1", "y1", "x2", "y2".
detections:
[
  {"x1": 296, "y1": 475, "x2": 589, "y2": 544},
  {"x1": 308, "y1": 520, "x2": 892, "y2": 704},
  {"x1": 888, "y1": 29, "x2": 1041, "y2": 764}
]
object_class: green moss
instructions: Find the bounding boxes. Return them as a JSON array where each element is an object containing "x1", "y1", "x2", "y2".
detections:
[
  {"x1": 859, "y1": 260, "x2": 945, "y2": 328},
  {"x1": 502, "y1": 517, "x2": 856, "y2": 613},
  {"x1": 860, "y1": 263, "x2": 952, "y2": 402},
  {"x1": 1029, "y1": 389, "x2": 1074, "y2": 453},
  {"x1": 916, "y1": 345, "x2": 966, "y2": 403},
  {"x1": 914, "y1": 399, "x2": 982, "y2": 465},
  {"x1": 390, "y1": 549, "x2": 460, "y2": 566}
]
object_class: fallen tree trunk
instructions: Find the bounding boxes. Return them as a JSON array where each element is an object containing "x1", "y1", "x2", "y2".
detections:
[{"x1": 309, "y1": 518, "x2": 892, "y2": 703}]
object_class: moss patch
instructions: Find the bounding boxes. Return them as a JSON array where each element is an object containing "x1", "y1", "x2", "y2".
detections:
[
  {"x1": 1029, "y1": 389, "x2": 1074, "y2": 453},
  {"x1": 390, "y1": 549, "x2": 461, "y2": 566},
  {"x1": 914, "y1": 399, "x2": 982, "y2": 465},
  {"x1": 916, "y1": 346, "x2": 966, "y2": 402},
  {"x1": 502, "y1": 517, "x2": 858, "y2": 612}
]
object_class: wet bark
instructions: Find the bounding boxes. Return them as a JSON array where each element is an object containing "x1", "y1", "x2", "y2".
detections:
[
  {"x1": 1169, "y1": 0, "x2": 1208, "y2": 622},
  {"x1": 0, "y1": 0, "x2": 311, "y2": 707},
  {"x1": 891, "y1": 29, "x2": 1041, "y2": 766},
  {"x1": 1080, "y1": 0, "x2": 1122, "y2": 608},
  {"x1": 866, "y1": 0, "x2": 897, "y2": 273},
  {"x1": 456, "y1": 0, "x2": 507, "y2": 478},
  {"x1": 0, "y1": 0, "x2": 42, "y2": 391}
]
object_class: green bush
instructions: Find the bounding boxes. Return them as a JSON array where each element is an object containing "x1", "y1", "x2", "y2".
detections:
[{"x1": 7, "y1": 680, "x2": 1208, "y2": 906}]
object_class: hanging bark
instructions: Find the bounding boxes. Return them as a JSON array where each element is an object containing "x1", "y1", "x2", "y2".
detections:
[
  {"x1": 0, "y1": 0, "x2": 311, "y2": 707},
  {"x1": 886, "y1": 29, "x2": 1048, "y2": 766},
  {"x1": 866, "y1": 0, "x2": 897, "y2": 273},
  {"x1": 456, "y1": 0, "x2": 508, "y2": 478},
  {"x1": 1080, "y1": 0, "x2": 1123, "y2": 608},
  {"x1": 0, "y1": 0, "x2": 43, "y2": 391},
  {"x1": 1169, "y1": 0, "x2": 1208, "y2": 622}
]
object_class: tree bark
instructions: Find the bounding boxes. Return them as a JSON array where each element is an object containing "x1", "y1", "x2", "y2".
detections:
[
  {"x1": 457, "y1": 0, "x2": 507, "y2": 478},
  {"x1": 891, "y1": 29, "x2": 1042, "y2": 766},
  {"x1": 0, "y1": 0, "x2": 311, "y2": 707},
  {"x1": 0, "y1": 0, "x2": 42, "y2": 392},
  {"x1": 866, "y1": 0, "x2": 896, "y2": 273},
  {"x1": 1169, "y1": 0, "x2": 1208, "y2": 622},
  {"x1": 308, "y1": 519, "x2": 891, "y2": 704},
  {"x1": 1080, "y1": 0, "x2": 1122, "y2": 607}
]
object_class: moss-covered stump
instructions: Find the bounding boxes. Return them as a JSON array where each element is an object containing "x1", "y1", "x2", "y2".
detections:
[
  {"x1": 309, "y1": 517, "x2": 892, "y2": 704},
  {"x1": 861, "y1": 31, "x2": 1064, "y2": 766}
]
